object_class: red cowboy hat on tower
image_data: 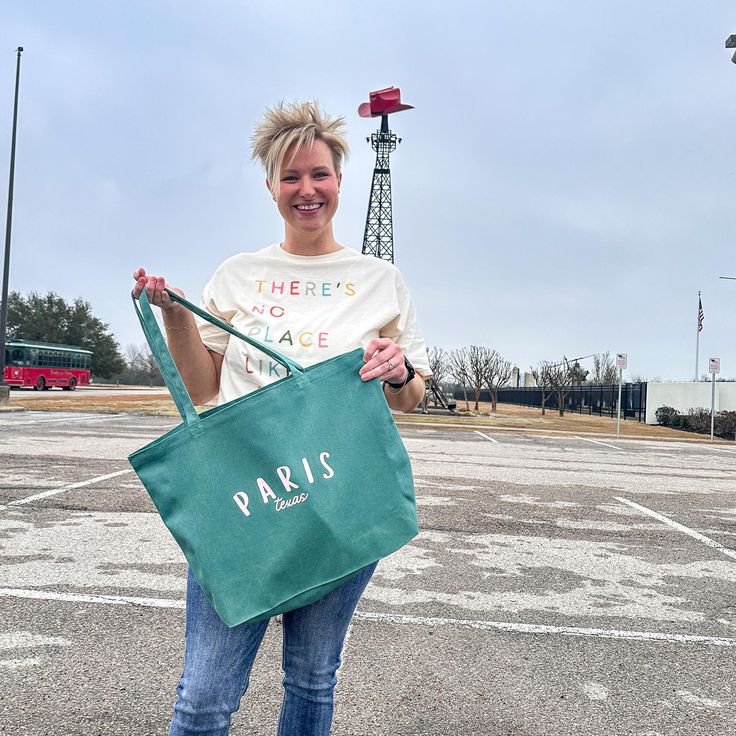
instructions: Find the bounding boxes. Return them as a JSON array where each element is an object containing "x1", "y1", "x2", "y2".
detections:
[{"x1": 358, "y1": 87, "x2": 413, "y2": 118}]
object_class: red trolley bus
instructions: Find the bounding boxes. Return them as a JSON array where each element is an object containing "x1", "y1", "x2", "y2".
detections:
[{"x1": 3, "y1": 339, "x2": 92, "y2": 390}]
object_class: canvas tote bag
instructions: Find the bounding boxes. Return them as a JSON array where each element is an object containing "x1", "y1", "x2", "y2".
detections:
[{"x1": 128, "y1": 289, "x2": 418, "y2": 627}]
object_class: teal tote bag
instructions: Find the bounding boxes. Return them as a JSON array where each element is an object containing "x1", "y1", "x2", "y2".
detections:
[{"x1": 128, "y1": 289, "x2": 418, "y2": 627}]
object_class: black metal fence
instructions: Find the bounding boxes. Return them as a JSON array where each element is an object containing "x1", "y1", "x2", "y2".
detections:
[{"x1": 454, "y1": 383, "x2": 647, "y2": 422}]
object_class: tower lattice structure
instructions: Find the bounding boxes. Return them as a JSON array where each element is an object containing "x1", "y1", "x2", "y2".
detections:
[
  {"x1": 358, "y1": 87, "x2": 456, "y2": 413},
  {"x1": 362, "y1": 116, "x2": 398, "y2": 263}
]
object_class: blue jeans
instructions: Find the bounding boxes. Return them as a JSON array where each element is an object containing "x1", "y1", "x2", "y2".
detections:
[{"x1": 168, "y1": 562, "x2": 378, "y2": 736}]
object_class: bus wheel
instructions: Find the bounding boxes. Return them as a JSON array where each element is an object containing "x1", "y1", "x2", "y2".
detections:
[
  {"x1": 35, "y1": 376, "x2": 45, "y2": 391},
  {"x1": 63, "y1": 378, "x2": 77, "y2": 391}
]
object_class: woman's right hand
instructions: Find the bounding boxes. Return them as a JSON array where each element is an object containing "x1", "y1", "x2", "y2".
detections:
[
  {"x1": 132, "y1": 268, "x2": 185, "y2": 312},
  {"x1": 132, "y1": 268, "x2": 221, "y2": 403}
]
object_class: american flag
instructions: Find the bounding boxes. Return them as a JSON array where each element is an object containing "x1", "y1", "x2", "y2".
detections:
[{"x1": 698, "y1": 296, "x2": 704, "y2": 332}]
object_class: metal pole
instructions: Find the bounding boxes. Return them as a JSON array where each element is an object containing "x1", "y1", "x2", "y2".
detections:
[
  {"x1": 0, "y1": 46, "x2": 23, "y2": 401},
  {"x1": 616, "y1": 367, "x2": 623, "y2": 438},
  {"x1": 694, "y1": 291, "x2": 700, "y2": 382},
  {"x1": 710, "y1": 371, "x2": 716, "y2": 442}
]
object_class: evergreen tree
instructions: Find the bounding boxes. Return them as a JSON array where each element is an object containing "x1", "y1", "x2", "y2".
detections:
[
  {"x1": 569, "y1": 361, "x2": 589, "y2": 385},
  {"x1": 6, "y1": 291, "x2": 126, "y2": 379}
]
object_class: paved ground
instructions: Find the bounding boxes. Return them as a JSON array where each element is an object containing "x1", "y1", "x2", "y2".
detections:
[{"x1": 1, "y1": 412, "x2": 735, "y2": 735}]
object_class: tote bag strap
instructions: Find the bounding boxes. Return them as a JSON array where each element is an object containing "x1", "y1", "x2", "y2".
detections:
[
  {"x1": 132, "y1": 290, "x2": 305, "y2": 427},
  {"x1": 162, "y1": 288, "x2": 304, "y2": 376},
  {"x1": 132, "y1": 291, "x2": 201, "y2": 425}
]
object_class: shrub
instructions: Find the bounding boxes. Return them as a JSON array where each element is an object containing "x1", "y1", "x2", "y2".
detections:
[
  {"x1": 716, "y1": 411, "x2": 736, "y2": 441},
  {"x1": 655, "y1": 406, "x2": 678, "y2": 426},
  {"x1": 670, "y1": 413, "x2": 688, "y2": 430},
  {"x1": 664, "y1": 408, "x2": 736, "y2": 440},
  {"x1": 687, "y1": 407, "x2": 711, "y2": 434}
]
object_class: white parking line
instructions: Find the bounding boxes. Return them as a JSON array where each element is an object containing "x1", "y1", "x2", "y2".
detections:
[
  {"x1": 615, "y1": 497, "x2": 736, "y2": 561},
  {"x1": 0, "y1": 469, "x2": 135, "y2": 511},
  {"x1": 1, "y1": 587, "x2": 734, "y2": 647},
  {"x1": 474, "y1": 431, "x2": 499, "y2": 444},
  {"x1": 0, "y1": 588, "x2": 183, "y2": 608},
  {"x1": 657, "y1": 442, "x2": 736, "y2": 455},
  {"x1": 354, "y1": 611, "x2": 736, "y2": 647},
  {"x1": 0, "y1": 414, "x2": 125, "y2": 427},
  {"x1": 575, "y1": 436, "x2": 622, "y2": 450}
]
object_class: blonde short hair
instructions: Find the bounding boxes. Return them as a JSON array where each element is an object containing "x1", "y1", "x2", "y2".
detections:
[{"x1": 251, "y1": 100, "x2": 349, "y2": 194}]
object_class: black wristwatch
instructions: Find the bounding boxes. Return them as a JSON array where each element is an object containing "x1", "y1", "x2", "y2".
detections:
[{"x1": 385, "y1": 357, "x2": 416, "y2": 389}]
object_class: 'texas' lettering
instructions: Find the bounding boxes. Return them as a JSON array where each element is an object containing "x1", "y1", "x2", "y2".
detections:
[{"x1": 232, "y1": 451, "x2": 335, "y2": 518}]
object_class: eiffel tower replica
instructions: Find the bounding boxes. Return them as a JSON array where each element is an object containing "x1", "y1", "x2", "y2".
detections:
[{"x1": 359, "y1": 87, "x2": 456, "y2": 414}]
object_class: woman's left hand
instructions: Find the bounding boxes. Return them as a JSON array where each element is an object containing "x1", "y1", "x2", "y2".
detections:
[{"x1": 359, "y1": 338, "x2": 407, "y2": 384}]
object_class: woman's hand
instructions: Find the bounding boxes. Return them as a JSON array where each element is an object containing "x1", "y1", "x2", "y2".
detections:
[
  {"x1": 131, "y1": 267, "x2": 222, "y2": 404},
  {"x1": 359, "y1": 338, "x2": 407, "y2": 384},
  {"x1": 132, "y1": 268, "x2": 185, "y2": 311}
]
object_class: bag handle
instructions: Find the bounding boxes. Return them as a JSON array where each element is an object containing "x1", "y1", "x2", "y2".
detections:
[
  {"x1": 132, "y1": 291, "x2": 201, "y2": 425},
  {"x1": 132, "y1": 289, "x2": 305, "y2": 426},
  {"x1": 163, "y1": 288, "x2": 305, "y2": 376}
]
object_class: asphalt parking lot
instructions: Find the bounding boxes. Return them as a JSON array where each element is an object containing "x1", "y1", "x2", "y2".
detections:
[{"x1": 1, "y1": 411, "x2": 735, "y2": 736}]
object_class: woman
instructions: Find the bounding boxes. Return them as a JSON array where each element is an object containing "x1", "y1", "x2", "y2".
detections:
[{"x1": 133, "y1": 100, "x2": 431, "y2": 736}]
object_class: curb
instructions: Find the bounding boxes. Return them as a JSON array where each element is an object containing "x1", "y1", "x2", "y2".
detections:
[{"x1": 394, "y1": 419, "x2": 735, "y2": 444}]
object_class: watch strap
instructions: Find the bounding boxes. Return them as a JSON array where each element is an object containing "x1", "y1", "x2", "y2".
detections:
[{"x1": 386, "y1": 357, "x2": 415, "y2": 389}]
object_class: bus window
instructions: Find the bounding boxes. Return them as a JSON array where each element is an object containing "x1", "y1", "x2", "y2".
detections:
[{"x1": 10, "y1": 348, "x2": 25, "y2": 365}]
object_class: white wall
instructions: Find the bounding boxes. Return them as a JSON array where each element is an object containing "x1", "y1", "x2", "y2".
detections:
[{"x1": 646, "y1": 382, "x2": 736, "y2": 424}]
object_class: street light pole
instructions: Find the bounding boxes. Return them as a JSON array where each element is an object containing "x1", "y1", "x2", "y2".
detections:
[{"x1": 0, "y1": 46, "x2": 23, "y2": 405}]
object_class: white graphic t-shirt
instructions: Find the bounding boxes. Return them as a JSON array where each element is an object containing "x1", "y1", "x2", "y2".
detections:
[{"x1": 197, "y1": 243, "x2": 432, "y2": 405}]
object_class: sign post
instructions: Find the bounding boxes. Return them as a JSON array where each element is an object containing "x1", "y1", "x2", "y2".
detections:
[
  {"x1": 710, "y1": 358, "x2": 720, "y2": 441},
  {"x1": 616, "y1": 353, "x2": 627, "y2": 439}
]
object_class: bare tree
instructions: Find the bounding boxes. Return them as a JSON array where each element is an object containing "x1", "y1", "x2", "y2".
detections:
[
  {"x1": 125, "y1": 343, "x2": 142, "y2": 370},
  {"x1": 427, "y1": 346, "x2": 448, "y2": 388},
  {"x1": 591, "y1": 352, "x2": 617, "y2": 384},
  {"x1": 123, "y1": 343, "x2": 162, "y2": 386},
  {"x1": 448, "y1": 348, "x2": 471, "y2": 410},
  {"x1": 138, "y1": 344, "x2": 162, "y2": 386},
  {"x1": 484, "y1": 351, "x2": 512, "y2": 412},
  {"x1": 546, "y1": 356, "x2": 575, "y2": 417},
  {"x1": 468, "y1": 345, "x2": 491, "y2": 410},
  {"x1": 531, "y1": 361, "x2": 553, "y2": 416}
]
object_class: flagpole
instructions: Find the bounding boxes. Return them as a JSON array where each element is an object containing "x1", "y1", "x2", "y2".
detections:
[{"x1": 695, "y1": 291, "x2": 701, "y2": 381}]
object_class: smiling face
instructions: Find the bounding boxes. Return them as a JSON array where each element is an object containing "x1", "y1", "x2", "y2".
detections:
[{"x1": 270, "y1": 138, "x2": 342, "y2": 249}]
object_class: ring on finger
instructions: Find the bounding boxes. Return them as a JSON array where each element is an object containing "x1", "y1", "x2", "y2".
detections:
[{"x1": 387, "y1": 359, "x2": 394, "y2": 372}]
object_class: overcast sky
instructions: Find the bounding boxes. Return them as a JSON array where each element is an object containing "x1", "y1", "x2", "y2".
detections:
[{"x1": 1, "y1": 1, "x2": 735, "y2": 381}]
